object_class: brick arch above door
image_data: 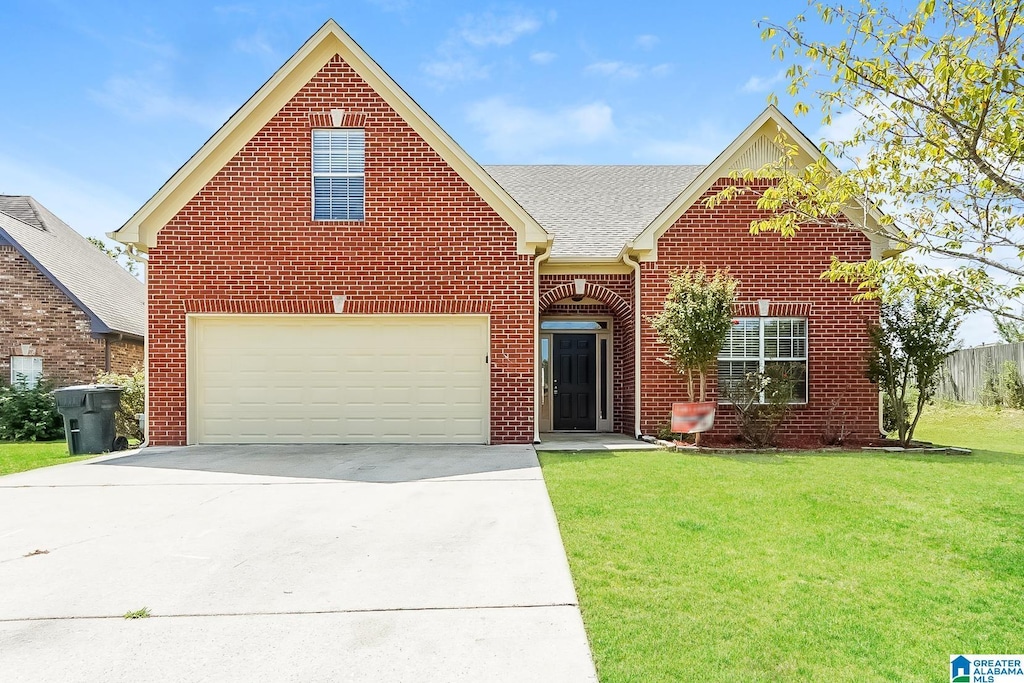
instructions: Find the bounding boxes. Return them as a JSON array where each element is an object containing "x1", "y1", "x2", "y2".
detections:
[{"x1": 539, "y1": 280, "x2": 631, "y2": 318}]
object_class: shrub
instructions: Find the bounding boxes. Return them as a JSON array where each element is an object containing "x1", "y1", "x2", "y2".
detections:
[
  {"x1": 726, "y1": 363, "x2": 801, "y2": 448},
  {"x1": 999, "y1": 361, "x2": 1024, "y2": 409},
  {"x1": 979, "y1": 360, "x2": 1003, "y2": 407},
  {"x1": 0, "y1": 381, "x2": 64, "y2": 441},
  {"x1": 867, "y1": 284, "x2": 962, "y2": 447},
  {"x1": 95, "y1": 368, "x2": 145, "y2": 441},
  {"x1": 821, "y1": 396, "x2": 849, "y2": 446}
]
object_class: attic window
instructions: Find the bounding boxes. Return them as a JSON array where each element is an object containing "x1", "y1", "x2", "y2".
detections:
[{"x1": 312, "y1": 129, "x2": 365, "y2": 221}]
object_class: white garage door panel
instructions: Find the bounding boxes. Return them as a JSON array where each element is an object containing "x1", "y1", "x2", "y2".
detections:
[{"x1": 191, "y1": 316, "x2": 488, "y2": 444}]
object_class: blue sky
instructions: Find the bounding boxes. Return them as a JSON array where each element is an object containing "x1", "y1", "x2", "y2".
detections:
[{"x1": 0, "y1": 0, "x2": 998, "y2": 344}]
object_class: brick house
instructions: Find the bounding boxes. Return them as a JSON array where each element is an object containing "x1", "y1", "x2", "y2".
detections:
[
  {"x1": 1, "y1": 196, "x2": 145, "y2": 388},
  {"x1": 112, "y1": 20, "x2": 898, "y2": 447}
]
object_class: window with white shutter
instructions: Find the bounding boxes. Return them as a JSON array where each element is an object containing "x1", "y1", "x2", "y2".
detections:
[{"x1": 312, "y1": 129, "x2": 365, "y2": 220}]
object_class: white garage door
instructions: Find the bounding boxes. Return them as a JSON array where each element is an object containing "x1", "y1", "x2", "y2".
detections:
[{"x1": 189, "y1": 315, "x2": 489, "y2": 444}]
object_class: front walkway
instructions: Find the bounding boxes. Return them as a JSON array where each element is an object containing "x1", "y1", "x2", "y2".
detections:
[
  {"x1": 536, "y1": 432, "x2": 660, "y2": 451},
  {"x1": 0, "y1": 445, "x2": 596, "y2": 682}
]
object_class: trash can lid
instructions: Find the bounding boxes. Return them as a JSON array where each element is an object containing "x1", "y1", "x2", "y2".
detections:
[{"x1": 54, "y1": 384, "x2": 123, "y2": 392}]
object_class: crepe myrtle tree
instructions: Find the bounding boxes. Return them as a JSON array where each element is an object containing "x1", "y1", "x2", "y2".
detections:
[
  {"x1": 867, "y1": 273, "x2": 965, "y2": 446},
  {"x1": 706, "y1": 0, "x2": 1024, "y2": 323},
  {"x1": 651, "y1": 267, "x2": 738, "y2": 405}
]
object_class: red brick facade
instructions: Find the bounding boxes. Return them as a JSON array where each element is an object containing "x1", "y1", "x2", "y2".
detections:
[
  {"x1": 141, "y1": 49, "x2": 880, "y2": 447},
  {"x1": 146, "y1": 54, "x2": 534, "y2": 446},
  {"x1": 0, "y1": 245, "x2": 144, "y2": 386},
  {"x1": 639, "y1": 179, "x2": 880, "y2": 444},
  {"x1": 108, "y1": 338, "x2": 144, "y2": 375}
]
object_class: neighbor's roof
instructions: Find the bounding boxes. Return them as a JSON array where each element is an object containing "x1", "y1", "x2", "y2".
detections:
[
  {"x1": 484, "y1": 165, "x2": 706, "y2": 259},
  {"x1": 0, "y1": 196, "x2": 146, "y2": 338}
]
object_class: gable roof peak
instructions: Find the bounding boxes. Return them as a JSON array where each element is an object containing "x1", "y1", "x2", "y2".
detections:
[
  {"x1": 111, "y1": 18, "x2": 549, "y2": 255},
  {"x1": 0, "y1": 195, "x2": 47, "y2": 232},
  {"x1": 629, "y1": 104, "x2": 902, "y2": 261},
  {"x1": 0, "y1": 196, "x2": 146, "y2": 338}
]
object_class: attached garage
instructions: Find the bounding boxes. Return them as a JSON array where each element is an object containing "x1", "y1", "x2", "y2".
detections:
[{"x1": 187, "y1": 315, "x2": 489, "y2": 444}]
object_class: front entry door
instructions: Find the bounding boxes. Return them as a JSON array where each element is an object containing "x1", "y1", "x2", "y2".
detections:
[{"x1": 553, "y1": 334, "x2": 597, "y2": 430}]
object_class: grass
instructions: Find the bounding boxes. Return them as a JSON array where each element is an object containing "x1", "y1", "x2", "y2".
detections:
[
  {"x1": 0, "y1": 441, "x2": 92, "y2": 476},
  {"x1": 540, "y1": 405, "x2": 1024, "y2": 682},
  {"x1": 914, "y1": 401, "x2": 1024, "y2": 455}
]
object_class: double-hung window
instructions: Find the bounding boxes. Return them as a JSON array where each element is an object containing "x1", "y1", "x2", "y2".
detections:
[
  {"x1": 10, "y1": 356, "x2": 43, "y2": 388},
  {"x1": 717, "y1": 318, "x2": 808, "y2": 403},
  {"x1": 312, "y1": 128, "x2": 365, "y2": 220}
]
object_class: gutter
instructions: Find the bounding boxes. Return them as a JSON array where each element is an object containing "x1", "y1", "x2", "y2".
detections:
[
  {"x1": 533, "y1": 245, "x2": 552, "y2": 444},
  {"x1": 621, "y1": 246, "x2": 643, "y2": 439}
]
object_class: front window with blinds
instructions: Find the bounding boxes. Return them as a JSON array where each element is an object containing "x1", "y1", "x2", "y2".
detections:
[
  {"x1": 312, "y1": 129, "x2": 365, "y2": 220},
  {"x1": 10, "y1": 356, "x2": 43, "y2": 388},
  {"x1": 718, "y1": 318, "x2": 808, "y2": 404}
]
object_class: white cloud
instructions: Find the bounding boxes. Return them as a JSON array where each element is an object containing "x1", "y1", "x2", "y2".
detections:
[
  {"x1": 530, "y1": 51, "x2": 557, "y2": 65},
  {"x1": 466, "y1": 97, "x2": 616, "y2": 160},
  {"x1": 233, "y1": 31, "x2": 276, "y2": 58},
  {"x1": 741, "y1": 69, "x2": 786, "y2": 93},
  {"x1": 0, "y1": 154, "x2": 140, "y2": 241},
  {"x1": 458, "y1": 11, "x2": 542, "y2": 47},
  {"x1": 424, "y1": 10, "x2": 547, "y2": 85},
  {"x1": 651, "y1": 63, "x2": 673, "y2": 77},
  {"x1": 422, "y1": 56, "x2": 488, "y2": 83},
  {"x1": 815, "y1": 107, "x2": 866, "y2": 147},
  {"x1": 631, "y1": 121, "x2": 732, "y2": 164},
  {"x1": 585, "y1": 61, "x2": 642, "y2": 79},
  {"x1": 635, "y1": 34, "x2": 659, "y2": 50},
  {"x1": 90, "y1": 74, "x2": 231, "y2": 129}
]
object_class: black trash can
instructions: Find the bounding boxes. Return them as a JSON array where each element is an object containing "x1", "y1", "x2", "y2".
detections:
[{"x1": 54, "y1": 384, "x2": 124, "y2": 455}]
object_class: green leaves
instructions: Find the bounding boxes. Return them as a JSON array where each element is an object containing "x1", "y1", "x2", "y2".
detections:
[
  {"x1": 867, "y1": 278, "x2": 963, "y2": 445},
  {"x1": 650, "y1": 268, "x2": 739, "y2": 403},
  {"x1": 743, "y1": 0, "x2": 1024, "y2": 321}
]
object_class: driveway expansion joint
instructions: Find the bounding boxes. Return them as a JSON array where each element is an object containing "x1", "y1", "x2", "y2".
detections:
[{"x1": 0, "y1": 602, "x2": 580, "y2": 623}]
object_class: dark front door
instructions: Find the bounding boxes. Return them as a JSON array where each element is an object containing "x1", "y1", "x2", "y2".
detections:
[{"x1": 553, "y1": 334, "x2": 597, "y2": 430}]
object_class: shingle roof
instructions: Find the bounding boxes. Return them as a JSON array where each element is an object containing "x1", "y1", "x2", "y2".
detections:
[
  {"x1": 0, "y1": 196, "x2": 146, "y2": 338},
  {"x1": 484, "y1": 165, "x2": 707, "y2": 258}
]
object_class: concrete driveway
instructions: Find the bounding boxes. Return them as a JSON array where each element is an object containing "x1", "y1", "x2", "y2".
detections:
[{"x1": 0, "y1": 445, "x2": 596, "y2": 682}]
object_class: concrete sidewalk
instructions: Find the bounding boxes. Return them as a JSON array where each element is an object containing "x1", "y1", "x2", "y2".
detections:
[{"x1": 0, "y1": 445, "x2": 596, "y2": 682}]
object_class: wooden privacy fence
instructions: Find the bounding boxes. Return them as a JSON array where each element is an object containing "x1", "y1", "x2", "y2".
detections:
[{"x1": 937, "y1": 342, "x2": 1024, "y2": 403}]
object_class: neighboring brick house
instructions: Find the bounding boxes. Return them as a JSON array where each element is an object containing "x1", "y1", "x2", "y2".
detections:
[
  {"x1": 1, "y1": 196, "x2": 145, "y2": 388},
  {"x1": 112, "y1": 20, "x2": 899, "y2": 447}
]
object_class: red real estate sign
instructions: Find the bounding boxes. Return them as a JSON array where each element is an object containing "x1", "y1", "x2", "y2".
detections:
[{"x1": 671, "y1": 402, "x2": 717, "y2": 434}]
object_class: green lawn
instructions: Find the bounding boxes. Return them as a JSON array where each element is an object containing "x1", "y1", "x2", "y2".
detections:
[
  {"x1": 0, "y1": 441, "x2": 92, "y2": 476},
  {"x1": 540, "y1": 405, "x2": 1024, "y2": 682},
  {"x1": 914, "y1": 401, "x2": 1024, "y2": 455}
]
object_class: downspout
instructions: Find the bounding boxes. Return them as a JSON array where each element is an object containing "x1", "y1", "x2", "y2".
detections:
[
  {"x1": 534, "y1": 245, "x2": 552, "y2": 444},
  {"x1": 104, "y1": 337, "x2": 111, "y2": 373},
  {"x1": 622, "y1": 247, "x2": 642, "y2": 439},
  {"x1": 131, "y1": 245, "x2": 150, "y2": 448},
  {"x1": 878, "y1": 392, "x2": 885, "y2": 437}
]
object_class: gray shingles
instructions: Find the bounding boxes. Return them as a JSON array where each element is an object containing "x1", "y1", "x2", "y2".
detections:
[
  {"x1": 484, "y1": 165, "x2": 706, "y2": 258},
  {"x1": 0, "y1": 196, "x2": 45, "y2": 230},
  {"x1": 0, "y1": 196, "x2": 146, "y2": 338}
]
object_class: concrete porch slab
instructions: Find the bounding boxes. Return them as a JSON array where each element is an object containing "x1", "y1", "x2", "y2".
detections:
[{"x1": 535, "y1": 433, "x2": 660, "y2": 451}]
